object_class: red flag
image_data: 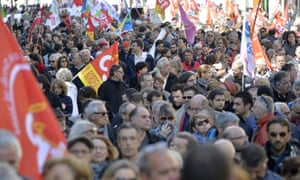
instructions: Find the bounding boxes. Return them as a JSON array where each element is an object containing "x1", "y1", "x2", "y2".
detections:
[
  {"x1": 29, "y1": 7, "x2": 44, "y2": 41},
  {"x1": 78, "y1": 42, "x2": 119, "y2": 91},
  {"x1": 73, "y1": 0, "x2": 83, "y2": 6},
  {"x1": 0, "y1": 19, "x2": 66, "y2": 179}
]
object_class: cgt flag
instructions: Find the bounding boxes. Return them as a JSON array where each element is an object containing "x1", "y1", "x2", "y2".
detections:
[
  {"x1": 78, "y1": 42, "x2": 119, "y2": 91},
  {"x1": 0, "y1": 19, "x2": 66, "y2": 179}
]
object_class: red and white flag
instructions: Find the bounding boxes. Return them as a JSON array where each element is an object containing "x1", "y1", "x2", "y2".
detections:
[
  {"x1": 29, "y1": 7, "x2": 44, "y2": 41},
  {"x1": 0, "y1": 19, "x2": 66, "y2": 179}
]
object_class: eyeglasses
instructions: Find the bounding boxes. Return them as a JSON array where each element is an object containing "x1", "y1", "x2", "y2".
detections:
[
  {"x1": 160, "y1": 116, "x2": 174, "y2": 121},
  {"x1": 188, "y1": 107, "x2": 201, "y2": 112},
  {"x1": 269, "y1": 132, "x2": 287, "y2": 138},
  {"x1": 230, "y1": 135, "x2": 248, "y2": 140},
  {"x1": 69, "y1": 149, "x2": 91, "y2": 155},
  {"x1": 183, "y1": 96, "x2": 193, "y2": 99},
  {"x1": 196, "y1": 119, "x2": 209, "y2": 126},
  {"x1": 116, "y1": 177, "x2": 137, "y2": 180},
  {"x1": 50, "y1": 60, "x2": 56, "y2": 63},
  {"x1": 94, "y1": 112, "x2": 109, "y2": 116},
  {"x1": 116, "y1": 70, "x2": 124, "y2": 74}
]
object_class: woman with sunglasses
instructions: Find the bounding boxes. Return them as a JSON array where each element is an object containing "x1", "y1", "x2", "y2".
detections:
[{"x1": 190, "y1": 113, "x2": 211, "y2": 143}]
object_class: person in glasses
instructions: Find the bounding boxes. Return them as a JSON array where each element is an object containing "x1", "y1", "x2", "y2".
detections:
[
  {"x1": 84, "y1": 100, "x2": 116, "y2": 145},
  {"x1": 271, "y1": 71, "x2": 296, "y2": 103},
  {"x1": 67, "y1": 136, "x2": 94, "y2": 164},
  {"x1": 252, "y1": 95, "x2": 275, "y2": 146},
  {"x1": 190, "y1": 113, "x2": 211, "y2": 143},
  {"x1": 265, "y1": 118, "x2": 300, "y2": 175}
]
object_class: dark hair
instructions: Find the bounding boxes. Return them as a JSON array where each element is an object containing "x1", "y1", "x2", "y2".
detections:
[
  {"x1": 234, "y1": 91, "x2": 253, "y2": 107},
  {"x1": 135, "y1": 62, "x2": 148, "y2": 73},
  {"x1": 79, "y1": 86, "x2": 97, "y2": 100},
  {"x1": 170, "y1": 83, "x2": 184, "y2": 93},
  {"x1": 267, "y1": 117, "x2": 290, "y2": 133},
  {"x1": 183, "y1": 85, "x2": 202, "y2": 95},
  {"x1": 128, "y1": 92, "x2": 143, "y2": 104},
  {"x1": 181, "y1": 144, "x2": 231, "y2": 180},
  {"x1": 109, "y1": 64, "x2": 123, "y2": 77},
  {"x1": 67, "y1": 136, "x2": 94, "y2": 150},
  {"x1": 177, "y1": 71, "x2": 195, "y2": 85},
  {"x1": 257, "y1": 85, "x2": 274, "y2": 97},
  {"x1": 155, "y1": 40, "x2": 164, "y2": 47},
  {"x1": 178, "y1": 37, "x2": 187, "y2": 45},
  {"x1": 146, "y1": 89, "x2": 162, "y2": 103},
  {"x1": 37, "y1": 74, "x2": 51, "y2": 93},
  {"x1": 281, "y1": 63, "x2": 295, "y2": 72},
  {"x1": 132, "y1": 39, "x2": 144, "y2": 50},
  {"x1": 207, "y1": 89, "x2": 225, "y2": 101},
  {"x1": 117, "y1": 122, "x2": 140, "y2": 139},
  {"x1": 240, "y1": 143, "x2": 267, "y2": 168},
  {"x1": 281, "y1": 157, "x2": 300, "y2": 178},
  {"x1": 274, "y1": 71, "x2": 289, "y2": 86}
]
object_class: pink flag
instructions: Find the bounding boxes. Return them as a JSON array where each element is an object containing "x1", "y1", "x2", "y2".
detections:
[{"x1": 178, "y1": 3, "x2": 196, "y2": 44}]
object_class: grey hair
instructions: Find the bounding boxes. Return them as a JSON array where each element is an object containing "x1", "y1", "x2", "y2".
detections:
[
  {"x1": 256, "y1": 95, "x2": 274, "y2": 114},
  {"x1": 85, "y1": 100, "x2": 106, "y2": 120},
  {"x1": 136, "y1": 142, "x2": 180, "y2": 175},
  {"x1": 49, "y1": 53, "x2": 61, "y2": 61},
  {"x1": 215, "y1": 111, "x2": 240, "y2": 129},
  {"x1": 156, "y1": 57, "x2": 169, "y2": 68},
  {"x1": 274, "y1": 102, "x2": 289, "y2": 113},
  {"x1": 56, "y1": 68, "x2": 73, "y2": 82},
  {"x1": 67, "y1": 120, "x2": 97, "y2": 141},
  {"x1": 0, "y1": 130, "x2": 22, "y2": 160},
  {"x1": 151, "y1": 100, "x2": 168, "y2": 114},
  {"x1": 118, "y1": 102, "x2": 134, "y2": 114},
  {"x1": 0, "y1": 162, "x2": 21, "y2": 180}
]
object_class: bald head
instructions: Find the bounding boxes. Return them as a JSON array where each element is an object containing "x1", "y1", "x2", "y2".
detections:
[
  {"x1": 223, "y1": 126, "x2": 248, "y2": 152},
  {"x1": 214, "y1": 139, "x2": 235, "y2": 161},
  {"x1": 187, "y1": 95, "x2": 209, "y2": 116}
]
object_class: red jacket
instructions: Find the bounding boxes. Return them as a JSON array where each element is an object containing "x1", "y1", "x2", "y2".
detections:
[{"x1": 253, "y1": 113, "x2": 274, "y2": 146}]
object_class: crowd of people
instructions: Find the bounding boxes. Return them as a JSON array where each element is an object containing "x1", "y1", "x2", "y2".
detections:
[{"x1": 2, "y1": 3, "x2": 300, "y2": 180}]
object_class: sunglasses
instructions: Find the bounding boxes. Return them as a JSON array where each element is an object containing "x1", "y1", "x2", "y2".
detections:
[
  {"x1": 93, "y1": 112, "x2": 109, "y2": 116},
  {"x1": 183, "y1": 96, "x2": 193, "y2": 99},
  {"x1": 269, "y1": 132, "x2": 287, "y2": 138},
  {"x1": 196, "y1": 119, "x2": 209, "y2": 126},
  {"x1": 160, "y1": 116, "x2": 174, "y2": 121}
]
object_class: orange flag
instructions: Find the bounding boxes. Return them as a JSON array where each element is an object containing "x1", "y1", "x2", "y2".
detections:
[
  {"x1": 206, "y1": 0, "x2": 211, "y2": 26},
  {"x1": 0, "y1": 19, "x2": 66, "y2": 179},
  {"x1": 78, "y1": 42, "x2": 119, "y2": 91}
]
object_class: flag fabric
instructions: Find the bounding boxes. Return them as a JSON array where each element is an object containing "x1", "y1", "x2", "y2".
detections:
[
  {"x1": 0, "y1": 19, "x2": 66, "y2": 179},
  {"x1": 0, "y1": 5, "x2": 6, "y2": 18},
  {"x1": 29, "y1": 8, "x2": 44, "y2": 41},
  {"x1": 178, "y1": 3, "x2": 196, "y2": 44},
  {"x1": 78, "y1": 42, "x2": 119, "y2": 91},
  {"x1": 240, "y1": 18, "x2": 255, "y2": 78},
  {"x1": 154, "y1": 0, "x2": 170, "y2": 20},
  {"x1": 73, "y1": 0, "x2": 83, "y2": 6},
  {"x1": 118, "y1": 13, "x2": 133, "y2": 34},
  {"x1": 86, "y1": 16, "x2": 95, "y2": 41},
  {"x1": 46, "y1": 0, "x2": 61, "y2": 30},
  {"x1": 205, "y1": 0, "x2": 212, "y2": 26}
]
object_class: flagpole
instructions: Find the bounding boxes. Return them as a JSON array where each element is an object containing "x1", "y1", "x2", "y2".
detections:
[{"x1": 251, "y1": 0, "x2": 262, "y2": 38}]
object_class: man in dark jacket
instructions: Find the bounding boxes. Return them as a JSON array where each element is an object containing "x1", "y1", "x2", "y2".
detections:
[
  {"x1": 265, "y1": 118, "x2": 300, "y2": 175},
  {"x1": 98, "y1": 64, "x2": 128, "y2": 115}
]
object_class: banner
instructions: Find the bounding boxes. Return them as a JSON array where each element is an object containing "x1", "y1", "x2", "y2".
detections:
[
  {"x1": 0, "y1": 19, "x2": 66, "y2": 179},
  {"x1": 78, "y1": 42, "x2": 119, "y2": 91},
  {"x1": 118, "y1": 12, "x2": 133, "y2": 35},
  {"x1": 178, "y1": 3, "x2": 196, "y2": 44}
]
